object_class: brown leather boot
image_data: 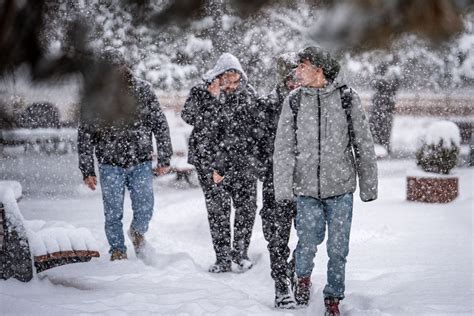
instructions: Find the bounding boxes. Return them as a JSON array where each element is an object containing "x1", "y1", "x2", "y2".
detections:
[
  {"x1": 128, "y1": 228, "x2": 146, "y2": 256},
  {"x1": 294, "y1": 276, "x2": 312, "y2": 306},
  {"x1": 324, "y1": 297, "x2": 340, "y2": 316},
  {"x1": 110, "y1": 250, "x2": 128, "y2": 261}
]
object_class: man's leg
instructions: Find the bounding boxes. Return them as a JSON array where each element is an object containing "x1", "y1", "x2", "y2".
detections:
[
  {"x1": 262, "y1": 197, "x2": 294, "y2": 284},
  {"x1": 98, "y1": 164, "x2": 127, "y2": 254},
  {"x1": 261, "y1": 179, "x2": 280, "y2": 276},
  {"x1": 294, "y1": 196, "x2": 326, "y2": 278},
  {"x1": 230, "y1": 176, "x2": 257, "y2": 262},
  {"x1": 126, "y1": 161, "x2": 154, "y2": 255},
  {"x1": 127, "y1": 161, "x2": 154, "y2": 235},
  {"x1": 197, "y1": 168, "x2": 232, "y2": 267},
  {"x1": 323, "y1": 193, "x2": 353, "y2": 300},
  {"x1": 293, "y1": 196, "x2": 326, "y2": 305}
]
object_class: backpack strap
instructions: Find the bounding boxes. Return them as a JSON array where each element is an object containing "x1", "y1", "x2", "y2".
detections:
[
  {"x1": 339, "y1": 85, "x2": 354, "y2": 146},
  {"x1": 289, "y1": 89, "x2": 302, "y2": 154},
  {"x1": 289, "y1": 89, "x2": 302, "y2": 128}
]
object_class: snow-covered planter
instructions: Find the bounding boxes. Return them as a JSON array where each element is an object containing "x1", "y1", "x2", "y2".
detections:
[{"x1": 407, "y1": 121, "x2": 461, "y2": 203}]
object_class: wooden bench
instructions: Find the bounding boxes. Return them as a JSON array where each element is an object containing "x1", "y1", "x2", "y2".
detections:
[{"x1": 0, "y1": 183, "x2": 100, "y2": 281}]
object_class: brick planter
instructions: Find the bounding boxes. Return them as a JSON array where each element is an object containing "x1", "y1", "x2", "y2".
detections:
[{"x1": 407, "y1": 175, "x2": 459, "y2": 203}]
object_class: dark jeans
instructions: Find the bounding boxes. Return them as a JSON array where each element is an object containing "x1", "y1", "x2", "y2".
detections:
[
  {"x1": 260, "y1": 174, "x2": 296, "y2": 287},
  {"x1": 196, "y1": 167, "x2": 257, "y2": 264}
]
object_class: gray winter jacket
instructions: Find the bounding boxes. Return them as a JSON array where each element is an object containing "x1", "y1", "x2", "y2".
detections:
[{"x1": 273, "y1": 79, "x2": 378, "y2": 202}]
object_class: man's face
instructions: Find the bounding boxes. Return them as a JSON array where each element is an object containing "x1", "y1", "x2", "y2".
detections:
[
  {"x1": 295, "y1": 59, "x2": 324, "y2": 87},
  {"x1": 220, "y1": 72, "x2": 241, "y2": 93}
]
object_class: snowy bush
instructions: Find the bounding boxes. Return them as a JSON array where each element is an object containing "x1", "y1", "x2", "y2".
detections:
[{"x1": 416, "y1": 121, "x2": 461, "y2": 174}]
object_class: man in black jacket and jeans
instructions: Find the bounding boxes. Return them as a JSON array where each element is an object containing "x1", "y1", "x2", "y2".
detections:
[
  {"x1": 78, "y1": 50, "x2": 172, "y2": 261},
  {"x1": 182, "y1": 53, "x2": 259, "y2": 273}
]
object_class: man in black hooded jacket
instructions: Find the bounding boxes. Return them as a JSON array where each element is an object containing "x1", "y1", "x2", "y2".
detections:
[{"x1": 182, "y1": 53, "x2": 259, "y2": 273}]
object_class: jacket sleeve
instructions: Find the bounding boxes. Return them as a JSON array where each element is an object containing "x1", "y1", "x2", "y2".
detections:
[
  {"x1": 273, "y1": 95, "x2": 296, "y2": 201},
  {"x1": 181, "y1": 88, "x2": 197, "y2": 126},
  {"x1": 350, "y1": 91, "x2": 378, "y2": 201},
  {"x1": 246, "y1": 91, "x2": 266, "y2": 178},
  {"x1": 77, "y1": 121, "x2": 96, "y2": 179},
  {"x1": 147, "y1": 87, "x2": 173, "y2": 167}
]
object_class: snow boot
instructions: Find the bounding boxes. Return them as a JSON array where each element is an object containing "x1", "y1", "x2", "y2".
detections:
[
  {"x1": 294, "y1": 276, "x2": 312, "y2": 306},
  {"x1": 128, "y1": 228, "x2": 146, "y2": 256},
  {"x1": 274, "y1": 279, "x2": 296, "y2": 309},
  {"x1": 208, "y1": 261, "x2": 232, "y2": 273},
  {"x1": 231, "y1": 250, "x2": 253, "y2": 272},
  {"x1": 324, "y1": 297, "x2": 340, "y2": 316},
  {"x1": 235, "y1": 257, "x2": 253, "y2": 272},
  {"x1": 110, "y1": 250, "x2": 128, "y2": 261}
]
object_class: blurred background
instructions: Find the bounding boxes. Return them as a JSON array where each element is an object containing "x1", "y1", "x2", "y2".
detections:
[{"x1": 0, "y1": 0, "x2": 472, "y2": 171}]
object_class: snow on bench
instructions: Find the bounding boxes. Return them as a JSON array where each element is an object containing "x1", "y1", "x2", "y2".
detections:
[
  {"x1": 0, "y1": 182, "x2": 100, "y2": 281},
  {"x1": 26, "y1": 220, "x2": 100, "y2": 273},
  {"x1": 0, "y1": 128, "x2": 77, "y2": 153},
  {"x1": 0, "y1": 184, "x2": 32, "y2": 282},
  {"x1": 0, "y1": 181, "x2": 22, "y2": 201}
]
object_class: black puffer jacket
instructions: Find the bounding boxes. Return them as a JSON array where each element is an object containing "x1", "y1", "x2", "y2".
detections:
[
  {"x1": 78, "y1": 77, "x2": 172, "y2": 178},
  {"x1": 212, "y1": 85, "x2": 260, "y2": 178},
  {"x1": 181, "y1": 83, "x2": 221, "y2": 169},
  {"x1": 181, "y1": 83, "x2": 260, "y2": 177}
]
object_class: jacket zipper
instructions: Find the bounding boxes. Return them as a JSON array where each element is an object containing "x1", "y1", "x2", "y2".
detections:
[{"x1": 317, "y1": 91, "x2": 322, "y2": 199}]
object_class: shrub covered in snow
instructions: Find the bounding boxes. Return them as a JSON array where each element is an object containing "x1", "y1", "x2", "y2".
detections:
[{"x1": 416, "y1": 121, "x2": 461, "y2": 174}]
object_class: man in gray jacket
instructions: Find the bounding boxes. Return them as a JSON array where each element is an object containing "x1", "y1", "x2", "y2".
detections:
[{"x1": 273, "y1": 47, "x2": 377, "y2": 314}]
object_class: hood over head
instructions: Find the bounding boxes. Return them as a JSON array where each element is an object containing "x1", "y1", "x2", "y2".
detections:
[{"x1": 202, "y1": 53, "x2": 248, "y2": 86}]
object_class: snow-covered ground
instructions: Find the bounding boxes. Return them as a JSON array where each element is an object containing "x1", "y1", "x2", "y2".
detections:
[{"x1": 0, "y1": 152, "x2": 472, "y2": 315}]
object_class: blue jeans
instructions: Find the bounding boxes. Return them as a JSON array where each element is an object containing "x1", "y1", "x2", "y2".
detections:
[
  {"x1": 98, "y1": 161, "x2": 154, "y2": 254},
  {"x1": 295, "y1": 193, "x2": 353, "y2": 299}
]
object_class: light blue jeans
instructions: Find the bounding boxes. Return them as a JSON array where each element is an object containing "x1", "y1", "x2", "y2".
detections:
[
  {"x1": 98, "y1": 162, "x2": 154, "y2": 254},
  {"x1": 295, "y1": 193, "x2": 353, "y2": 299}
]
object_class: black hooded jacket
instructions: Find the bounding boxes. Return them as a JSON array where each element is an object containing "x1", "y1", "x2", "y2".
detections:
[{"x1": 181, "y1": 83, "x2": 260, "y2": 178}]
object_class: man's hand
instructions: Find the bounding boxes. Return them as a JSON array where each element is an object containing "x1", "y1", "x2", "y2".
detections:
[
  {"x1": 84, "y1": 176, "x2": 97, "y2": 191},
  {"x1": 213, "y1": 170, "x2": 224, "y2": 184},
  {"x1": 207, "y1": 78, "x2": 220, "y2": 98},
  {"x1": 154, "y1": 166, "x2": 171, "y2": 176}
]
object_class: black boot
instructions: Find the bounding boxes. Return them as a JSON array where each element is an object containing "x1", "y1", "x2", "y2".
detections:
[
  {"x1": 208, "y1": 260, "x2": 231, "y2": 273},
  {"x1": 231, "y1": 249, "x2": 253, "y2": 272},
  {"x1": 274, "y1": 278, "x2": 296, "y2": 309}
]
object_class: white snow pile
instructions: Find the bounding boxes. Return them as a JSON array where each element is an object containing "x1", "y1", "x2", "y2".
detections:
[
  {"x1": 0, "y1": 180, "x2": 22, "y2": 200},
  {"x1": 25, "y1": 220, "x2": 99, "y2": 257},
  {"x1": 422, "y1": 121, "x2": 461, "y2": 148},
  {"x1": 1, "y1": 128, "x2": 77, "y2": 143},
  {"x1": 0, "y1": 185, "x2": 27, "y2": 240},
  {"x1": 0, "y1": 181, "x2": 98, "y2": 257}
]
